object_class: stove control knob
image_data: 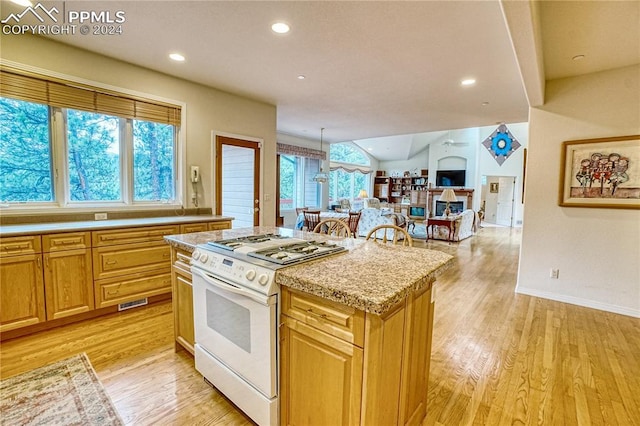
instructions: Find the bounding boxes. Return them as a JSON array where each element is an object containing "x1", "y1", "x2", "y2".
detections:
[
  {"x1": 258, "y1": 274, "x2": 269, "y2": 286},
  {"x1": 199, "y1": 253, "x2": 209, "y2": 263},
  {"x1": 192, "y1": 250, "x2": 201, "y2": 261},
  {"x1": 245, "y1": 270, "x2": 257, "y2": 281}
]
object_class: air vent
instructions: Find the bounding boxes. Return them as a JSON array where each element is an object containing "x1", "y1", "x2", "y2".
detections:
[{"x1": 118, "y1": 298, "x2": 148, "y2": 311}]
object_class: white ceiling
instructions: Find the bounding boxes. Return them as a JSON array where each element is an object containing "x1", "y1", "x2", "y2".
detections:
[{"x1": 2, "y1": 0, "x2": 639, "y2": 161}]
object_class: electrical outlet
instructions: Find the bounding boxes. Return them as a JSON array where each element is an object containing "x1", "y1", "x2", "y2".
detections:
[
  {"x1": 550, "y1": 268, "x2": 559, "y2": 279},
  {"x1": 94, "y1": 212, "x2": 108, "y2": 220}
]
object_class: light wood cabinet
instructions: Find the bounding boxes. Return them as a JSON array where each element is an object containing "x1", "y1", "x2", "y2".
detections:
[
  {"x1": 280, "y1": 285, "x2": 435, "y2": 426},
  {"x1": 0, "y1": 219, "x2": 231, "y2": 337},
  {"x1": 43, "y1": 232, "x2": 94, "y2": 320},
  {"x1": 0, "y1": 236, "x2": 45, "y2": 332},
  {"x1": 170, "y1": 221, "x2": 232, "y2": 353},
  {"x1": 93, "y1": 225, "x2": 178, "y2": 309},
  {"x1": 171, "y1": 246, "x2": 195, "y2": 354}
]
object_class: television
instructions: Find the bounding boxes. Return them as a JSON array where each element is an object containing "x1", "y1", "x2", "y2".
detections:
[{"x1": 436, "y1": 170, "x2": 466, "y2": 187}]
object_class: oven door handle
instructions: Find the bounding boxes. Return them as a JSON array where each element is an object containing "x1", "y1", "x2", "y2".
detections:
[{"x1": 192, "y1": 268, "x2": 274, "y2": 306}]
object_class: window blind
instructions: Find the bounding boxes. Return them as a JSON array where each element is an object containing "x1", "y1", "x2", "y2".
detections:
[{"x1": 0, "y1": 66, "x2": 181, "y2": 126}]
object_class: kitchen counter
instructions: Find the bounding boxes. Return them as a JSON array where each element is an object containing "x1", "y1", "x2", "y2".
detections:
[
  {"x1": 0, "y1": 215, "x2": 234, "y2": 237},
  {"x1": 164, "y1": 226, "x2": 453, "y2": 315}
]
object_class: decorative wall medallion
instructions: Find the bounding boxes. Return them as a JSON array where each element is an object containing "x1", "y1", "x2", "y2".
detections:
[{"x1": 482, "y1": 124, "x2": 521, "y2": 166}]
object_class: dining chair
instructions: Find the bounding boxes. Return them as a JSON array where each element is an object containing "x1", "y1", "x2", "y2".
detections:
[
  {"x1": 295, "y1": 207, "x2": 309, "y2": 216},
  {"x1": 365, "y1": 224, "x2": 413, "y2": 247},
  {"x1": 347, "y1": 211, "x2": 361, "y2": 238},
  {"x1": 303, "y1": 211, "x2": 321, "y2": 232},
  {"x1": 313, "y1": 219, "x2": 351, "y2": 237}
]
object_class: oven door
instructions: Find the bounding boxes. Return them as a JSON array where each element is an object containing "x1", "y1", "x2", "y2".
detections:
[{"x1": 192, "y1": 267, "x2": 277, "y2": 398}]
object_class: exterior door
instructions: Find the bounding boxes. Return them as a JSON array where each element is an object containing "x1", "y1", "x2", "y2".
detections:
[
  {"x1": 215, "y1": 135, "x2": 260, "y2": 228},
  {"x1": 496, "y1": 177, "x2": 515, "y2": 226}
]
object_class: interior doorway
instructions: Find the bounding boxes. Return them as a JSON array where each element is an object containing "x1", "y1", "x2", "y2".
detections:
[
  {"x1": 482, "y1": 175, "x2": 515, "y2": 226},
  {"x1": 214, "y1": 134, "x2": 261, "y2": 228}
]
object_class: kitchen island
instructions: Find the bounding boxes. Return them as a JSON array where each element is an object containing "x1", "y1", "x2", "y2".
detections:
[{"x1": 164, "y1": 226, "x2": 453, "y2": 426}]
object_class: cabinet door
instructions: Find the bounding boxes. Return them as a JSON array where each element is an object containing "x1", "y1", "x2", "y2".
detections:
[
  {"x1": 280, "y1": 316, "x2": 363, "y2": 426},
  {"x1": 43, "y1": 248, "x2": 94, "y2": 320},
  {"x1": 398, "y1": 285, "x2": 434, "y2": 426},
  {"x1": 208, "y1": 221, "x2": 232, "y2": 231},
  {"x1": 173, "y1": 265, "x2": 195, "y2": 354},
  {"x1": 0, "y1": 254, "x2": 45, "y2": 332}
]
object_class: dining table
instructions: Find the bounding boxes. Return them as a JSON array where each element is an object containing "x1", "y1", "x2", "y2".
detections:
[{"x1": 295, "y1": 211, "x2": 349, "y2": 230}]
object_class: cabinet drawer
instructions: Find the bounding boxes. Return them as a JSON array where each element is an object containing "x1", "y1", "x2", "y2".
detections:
[
  {"x1": 173, "y1": 248, "x2": 193, "y2": 275},
  {"x1": 180, "y1": 223, "x2": 208, "y2": 234},
  {"x1": 95, "y1": 272, "x2": 172, "y2": 308},
  {"x1": 43, "y1": 232, "x2": 90, "y2": 252},
  {"x1": 0, "y1": 236, "x2": 41, "y2": 257},
  {"x1": 208, "y1": 221, "x2": 232, "y2": 231},
  {"x1": 93, "y1": 241, "x2": 171, "y2": 280},
  {"x1": 92, "y1": 225, "x2": 180, "y2": 246},
  {"x1": 282, "y1": 287, "x2": 365, "y2": 347}
]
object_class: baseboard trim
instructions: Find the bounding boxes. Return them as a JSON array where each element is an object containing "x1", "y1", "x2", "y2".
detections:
[{"x1": 515, "y1": 287, "x2": 640, "y2": 318}]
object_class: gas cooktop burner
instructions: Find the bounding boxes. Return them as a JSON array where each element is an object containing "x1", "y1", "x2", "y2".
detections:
[
  {"x1": 207, "y1": 233, "x2": 289, "y2": 251},
  {"x1": 247, "y1": 240, "x2": 346, "y2": 265}
]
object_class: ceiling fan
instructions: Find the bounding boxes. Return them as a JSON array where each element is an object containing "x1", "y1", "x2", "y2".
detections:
[{"x1": 442, "y1": 131, "x2": 469, "y2": 147}]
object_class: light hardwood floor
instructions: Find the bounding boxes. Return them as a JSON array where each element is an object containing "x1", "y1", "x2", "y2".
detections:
[{"x1": 1, "y1": 226, "x2": 639, "y2": 425}]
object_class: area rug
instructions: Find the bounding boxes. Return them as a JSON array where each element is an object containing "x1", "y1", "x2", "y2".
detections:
[{"x1": 0, "y1": 353, "x2": 123, "y2": 426}]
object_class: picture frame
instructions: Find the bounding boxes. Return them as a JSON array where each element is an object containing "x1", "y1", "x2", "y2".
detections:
[
  {"x1": 489, "y1": 182, "x2": 499, "y2": 193},
  {"x1": 558, "y1": 135, "x2": 640, "y2": 209}
]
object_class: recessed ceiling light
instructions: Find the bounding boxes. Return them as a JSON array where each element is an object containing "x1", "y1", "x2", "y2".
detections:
[
  {"x1": 367, "y1": 147, "x2": 373, "y2": 151},
  {"x1": 169, "y1": 53, "x2": 185, "y2": 62},
  {"x1": 271, "y1": 22, "x2": 290, "y2": 34},
  {"x1": 482, "y1": 102, "x2": 490, "y2": 106},
  {"x1": 297, "y1": 75, "x2": 306, "y2": 80},
  {"x1": 461, "y1": 78, "x2": 476, "y2": 86},
  {"x1": 10, "y1": 0, "x2": 32, "y2": 6},
  {"x1": 572, "y1": 54, "x2": 585, "y2": 61}
]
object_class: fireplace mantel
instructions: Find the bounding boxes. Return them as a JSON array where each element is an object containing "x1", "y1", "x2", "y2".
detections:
[{"x1": 427, "y1": 188, "x2": 474, "y2": 217}]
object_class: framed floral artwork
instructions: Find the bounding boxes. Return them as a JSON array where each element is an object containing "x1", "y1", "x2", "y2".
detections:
[{"x1": 559, "y1": 135, "x2": 640, "y2": 209}]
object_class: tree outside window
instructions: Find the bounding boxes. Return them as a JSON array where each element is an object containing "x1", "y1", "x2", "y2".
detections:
[{"x1": 328, "y1": 143, "x2": 372, "y2": 203}]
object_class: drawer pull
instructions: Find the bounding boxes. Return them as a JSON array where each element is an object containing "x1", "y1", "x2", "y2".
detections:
[
  {"x1": 106, "y1": 290, "x2": 119, "y2": 295},
  {"x1": 306, "y1": 308, "x2": 328, "y2": 320},
  {"x1": 105, "y1": 260, "x2": 118, "y2": 265},
  {"x1": 59, "y1": 240, "x2": 77, "y2": 245},
  {"x1": 3, "y1": 243, "x2": 29, "y2": 250},
  {"x1": 163, "y1": 253, "x2": 170, "y2": 258}
]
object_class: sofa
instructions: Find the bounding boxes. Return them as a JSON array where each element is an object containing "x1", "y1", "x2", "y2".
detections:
[
  {"x1": 430, "y1": 209, "x2": 476, "y2": 241},
  {"x1": 357, "y1": 207, "x2": 408, "y2": 238}
]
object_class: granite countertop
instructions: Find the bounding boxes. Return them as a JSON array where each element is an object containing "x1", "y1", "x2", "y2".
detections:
[
  {"x1": 164, "y1": 226, "x2": 454, "y2": 315},
  {"x1": 0, "y1": 215, "x2": 233, "y2": 237}
]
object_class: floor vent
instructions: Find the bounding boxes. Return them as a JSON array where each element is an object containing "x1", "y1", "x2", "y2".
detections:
[{"x1": 118, "y1": 298, "x2": 148, "y2": 311}]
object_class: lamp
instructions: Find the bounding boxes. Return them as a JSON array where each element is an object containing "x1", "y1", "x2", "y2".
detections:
[
  {"x1": 358, "y1": 189, "x2": 368, "y2": 199},
  {"x1": 313, "y1": 128, "x2": 329, "y2": 184},
  {"x1": 439, "y1": 188, "x2": 457, "y2": 217}
]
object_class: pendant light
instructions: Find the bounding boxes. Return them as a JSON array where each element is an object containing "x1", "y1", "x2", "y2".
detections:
[{"x1": 313, "y1": 127, "x2": 329, "y2": 184}]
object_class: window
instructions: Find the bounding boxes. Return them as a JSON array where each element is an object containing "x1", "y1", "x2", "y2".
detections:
[
  {"x1": 279, "y1": 154, "x2": 320, "y2": 211},
  {"x1": 328, "y1": 143, "x2": 372, "y2": 203},
  {"x1": 0, "y1": 68, "x2": 181, "y2": 208},
  {"x1": 0, "y1": 98, "x2": 53, "y2": 202},
  {"x1": 67, "y1": 110, "x2": 121, "y2": 201}
]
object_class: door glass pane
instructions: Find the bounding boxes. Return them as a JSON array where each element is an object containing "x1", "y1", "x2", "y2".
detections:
[
  {"x1": 279, "y1": 155, "x2": 295, "y2": 210},
  {"x1": 0, "y1": 98, "x2": 53, "y2": 202},
  {"x1": 133, "y1": 120, "x2": 175, "y2": 202},
  {"x1": 67, "y1": 109, "x2": 120, "y2": 201},
  {"x1": 222, "y1": 144, "x2": 254, "y2": 228}
]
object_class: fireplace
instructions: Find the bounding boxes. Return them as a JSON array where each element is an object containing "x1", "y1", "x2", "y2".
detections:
[
  {"x1": 435, "y1": 201, "x2": 464, "y2": 216},
  {"x1": 427, "y1": 188, "x2": 474, "y2": 217}
]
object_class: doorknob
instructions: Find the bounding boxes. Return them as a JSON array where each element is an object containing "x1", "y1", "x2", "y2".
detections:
[
  {"x1": 254, "y1": 207, "x2": 260, "y2": 213},
  {"x1": 255, "y1": 199, "x2": 259, "y2": 204}
]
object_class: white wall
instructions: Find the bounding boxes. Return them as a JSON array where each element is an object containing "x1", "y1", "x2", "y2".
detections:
[
  {"x1": 379, "y1": 148, "x2": 429, "y2": 177},
  {"x1": 477, "y1": 122, "x2": 529, "y2": 225},
  {"x1": 517, "y1": 65, "x2": 640, "y2": 317},
  {"x1": 1, "y1": 34, "x2": 278, "y2": 225}
]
